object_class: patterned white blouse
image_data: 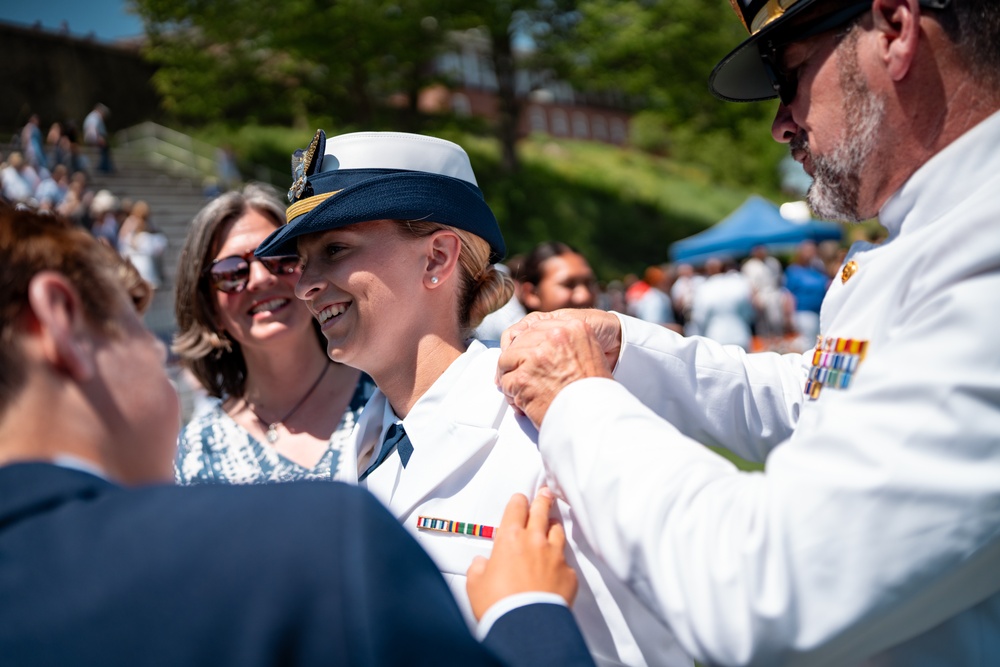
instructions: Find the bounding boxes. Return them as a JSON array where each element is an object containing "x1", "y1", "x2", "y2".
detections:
[{"x1": 175, "y1": 375, "x2": 375, "y2": 485}]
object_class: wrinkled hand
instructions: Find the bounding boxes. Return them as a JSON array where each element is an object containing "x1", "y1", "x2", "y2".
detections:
[
  {"x1": 501, "y1": 309, "x2": 622, "y2": 369},
  {"x1": 496, "y1": 317, "x2": 613, "y2": 428},
  {"x1": 467, "y1": 489, "x2": 578, "y2": 621}
]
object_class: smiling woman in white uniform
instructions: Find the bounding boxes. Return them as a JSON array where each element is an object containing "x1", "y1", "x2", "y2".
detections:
[{"x1": 255, "y1": 130, "x2": 689, "y2": 667}]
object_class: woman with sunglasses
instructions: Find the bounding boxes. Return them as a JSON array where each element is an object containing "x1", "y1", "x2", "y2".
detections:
[
  {"x1": 255, "y1": 131, "x2": 688, "y2": 666},
  {"x1": 172, "y1": 184, "x2": 374, "y2": 485}
]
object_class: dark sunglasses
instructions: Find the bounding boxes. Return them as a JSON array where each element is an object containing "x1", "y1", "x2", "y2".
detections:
[
  {"x1": 205, "y1": 251, "x2": 301, "y2": 294},
  {"x1": 760, "y1": 0, "x2": 950, "y2": 106}
]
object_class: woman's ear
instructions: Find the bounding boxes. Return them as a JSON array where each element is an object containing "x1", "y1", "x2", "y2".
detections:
[
  {"x1": 424, "y1": 230, "x2": 462, "y2": 288},
  {"x1": 26, "y1": 271, "x2": 96, "y2": 381}
]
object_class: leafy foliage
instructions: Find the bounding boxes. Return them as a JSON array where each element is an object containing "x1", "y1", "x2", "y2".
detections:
[
  {"x1": 131, "y1": 0, "x2": 444, "y2": 127},
  {"x1": 560, "y1": 0, "x2": 786, "y2": 188},
  {"x1": 430, "y1": 0, "x2": 578, "y2": 171}
]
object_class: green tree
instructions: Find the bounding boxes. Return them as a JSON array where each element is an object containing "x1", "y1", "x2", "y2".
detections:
[
  {"x1": 434, "y1": 0, "x2": 577, "y2": 172},
  {"x1": 559, "y1": 0, "x2": 786, "y2": 188},
  {"x1": 130, "y1": 0, "x2": 445, "y2": 128}
]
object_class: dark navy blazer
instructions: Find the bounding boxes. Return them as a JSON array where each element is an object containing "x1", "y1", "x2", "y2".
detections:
[{"x1": 0, "y1": 463, "x2": 593, "y2": 667}]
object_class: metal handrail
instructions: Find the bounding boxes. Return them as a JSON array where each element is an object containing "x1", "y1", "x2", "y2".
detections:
[{"x1": 114, "y1": 121, "x2": 287, "y2": 187}]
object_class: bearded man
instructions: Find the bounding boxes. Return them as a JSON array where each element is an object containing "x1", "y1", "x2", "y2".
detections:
[{"x1": 483, "y1": 1, "x2": 1000, "y2": 665}]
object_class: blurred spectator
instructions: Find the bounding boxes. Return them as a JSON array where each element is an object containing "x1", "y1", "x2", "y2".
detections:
[
  {"x1": 83, "y1": 103, "x2": 113, "y2": 174},
  {"x1": 785, "y1": 241, "x2": 831, "y2": 346},
  {"x1": 117, "y1": 198, "x2": 134, "y2": 235},
  {"x1": 519, "y1": 241, "x2": 598, "y2": 312},
  {"x1": 46, "y1": 121, "x2": 82, "y2": 173},
  {"x1": 629, "y1": 265, "x2": 681, "y2": 332},
  {"x1": 741, "y1": 246, "x2": 787, "y2": 338},
  {"x1": 691, "y1": 257, "x2": 755, "y2": 350},
  {"x1": 217, "y1": 145, "x2": 242, "y2": 191},
  {"x1": 670, "y1": 263, "x2": 705, "y2": 335},
  {"x1": 57, "y1": 171, "x2": 93, "y2": 227},
  {"x1": 2, "y1": 153, "x2": 40, "y2": 205},
  {"x1": 202, "y1": 177, "x2": 224, "y2": 200},
  {"x1": 47, "y1": 122, "x2": 69, "y2": 170},
  {"x1": 118, "y1": 200, "x2": 168, "y2": 289},
  {"x1": 623, "y1": 272, "x2": 644, "y2": 309},
  {"x1": 600, "y1": 279, "x2": 627, "y2": 313},
  {"x1": 35, "y1": 165, "x2": 70, "y2": 209},
  {"x1": 20, "y1": 114, "x2": 47, "y2": 171},
  {"x1": 818, "y1": 239, "x2": 846, "y2": 280},
  {"x1": 90, "y1": 189, "x2": 120, "y2": 246},
  {"x1": 46, "y1": 121, "x2": 62, "y2": 144}
]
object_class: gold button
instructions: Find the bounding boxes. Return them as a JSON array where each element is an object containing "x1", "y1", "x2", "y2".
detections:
[{"x1": 841, "y1": 260, "x2": 859, "y2": 284}]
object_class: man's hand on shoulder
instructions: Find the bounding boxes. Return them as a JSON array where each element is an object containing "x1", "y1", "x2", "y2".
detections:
[
  {"x1": 496, "y1": 313, "x2": 614, "y2": 428},
  {"x1": 500, "y1": 308, "x2": 622, "y2": 367}
]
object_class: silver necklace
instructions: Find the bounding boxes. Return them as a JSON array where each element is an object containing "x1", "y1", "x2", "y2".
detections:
[{"x1": 244, "y1": 363, "x2": 331, "y2": 444}]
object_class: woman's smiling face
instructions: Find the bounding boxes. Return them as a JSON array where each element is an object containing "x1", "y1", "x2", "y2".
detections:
[
  {"x1": 210, "y1": 208, "x2": 312, "y2": 353},
  {"x1": 295, "y1": 219, "x2": 429, "y2": 374}
]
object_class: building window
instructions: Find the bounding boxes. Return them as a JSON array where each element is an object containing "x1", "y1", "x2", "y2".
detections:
[
  {"x1": 592, "y1": 116, "x2": 608, "y2": 142},
  {"x1": 452, "y1": 93, "x2": 472, "y2": 117},
  {"x1": 551, "y1": 109, "x2": 569, "y2": 136},
  {"x1": 610, "y1": 118, "x2": 627, "y2": 144},
  {"x1": 528, "y1": 106, "x2": 548, "y2": 134}
]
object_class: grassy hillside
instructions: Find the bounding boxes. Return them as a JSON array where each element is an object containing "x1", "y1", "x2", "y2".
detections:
[{"x1": 192, "y1": 124, "x2": 780, "y2": 279}]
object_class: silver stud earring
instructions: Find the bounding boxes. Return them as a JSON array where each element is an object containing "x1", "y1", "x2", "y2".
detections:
[{"x1": 430, "y1": 276, "x2": 439, "y2": 284}]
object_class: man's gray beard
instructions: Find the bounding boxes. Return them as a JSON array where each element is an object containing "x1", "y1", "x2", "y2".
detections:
[{"x1": 795, "y1": 33, "x2": 886, "y2": 223}]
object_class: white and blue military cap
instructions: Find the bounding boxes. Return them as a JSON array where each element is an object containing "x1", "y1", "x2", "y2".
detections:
[{"x1": 255, "y1": 130, "x2": 505, "y2": 262}]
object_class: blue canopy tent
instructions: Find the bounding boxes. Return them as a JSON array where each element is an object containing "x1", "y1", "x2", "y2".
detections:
[{"x1": 669, "y1": 196, "x2": 842, "y2": 265}]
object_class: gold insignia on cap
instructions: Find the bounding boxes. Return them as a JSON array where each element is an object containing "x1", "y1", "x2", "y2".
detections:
[
  {"x1": 728, "y1": 0, "x2": 750, "y2": 32},
  {"x1": 288, "y1": 129, "x2": 324, "y2": 204},
  {"x1": 750, "y1": 0, "x2": 801, "y2": 34},
  {"x1": 841, "y1": 260, "x2": 859, "y2": 284}
]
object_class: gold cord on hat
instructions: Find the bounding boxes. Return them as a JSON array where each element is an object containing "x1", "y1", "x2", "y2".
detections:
[{"x1": 286, "y1": 189, "x2": 342, "y2": 224}]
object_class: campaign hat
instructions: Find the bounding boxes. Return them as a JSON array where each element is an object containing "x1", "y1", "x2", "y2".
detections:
[{"x1": 256, "y1": 130, "x2": 505, "y2": 262}]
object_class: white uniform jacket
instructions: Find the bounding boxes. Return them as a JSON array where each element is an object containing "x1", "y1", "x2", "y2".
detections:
[
  {"x1": 336, "y1": 340, "x2": 690, "y2": 667},
  {"x1": 540, "y1": 110, "x2": 1000, "y2": 666}
]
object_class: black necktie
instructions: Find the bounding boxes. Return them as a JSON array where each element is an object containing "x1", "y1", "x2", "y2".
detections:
[{"x1": 359, "y1": 422, "x2": 413, "y2": 482}]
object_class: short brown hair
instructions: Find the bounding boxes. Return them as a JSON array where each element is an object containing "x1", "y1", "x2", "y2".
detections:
[{"x1": 0, "y1": 207, "x2": 149, "y2": 417}]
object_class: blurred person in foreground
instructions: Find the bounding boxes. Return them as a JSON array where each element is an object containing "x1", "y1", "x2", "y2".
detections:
[
  {"x1": 172, "y1": 184, "x2": 374, "y2": 485},
  {"x1": 257, "y1": 130, "x2": 689, "y2": 666},
  {"x1": 494, "y1": 1, "x2": 1000, "y2": 665},
  {"x1": 0, "y1": 204, "x2": 592, "y2": 667}
]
